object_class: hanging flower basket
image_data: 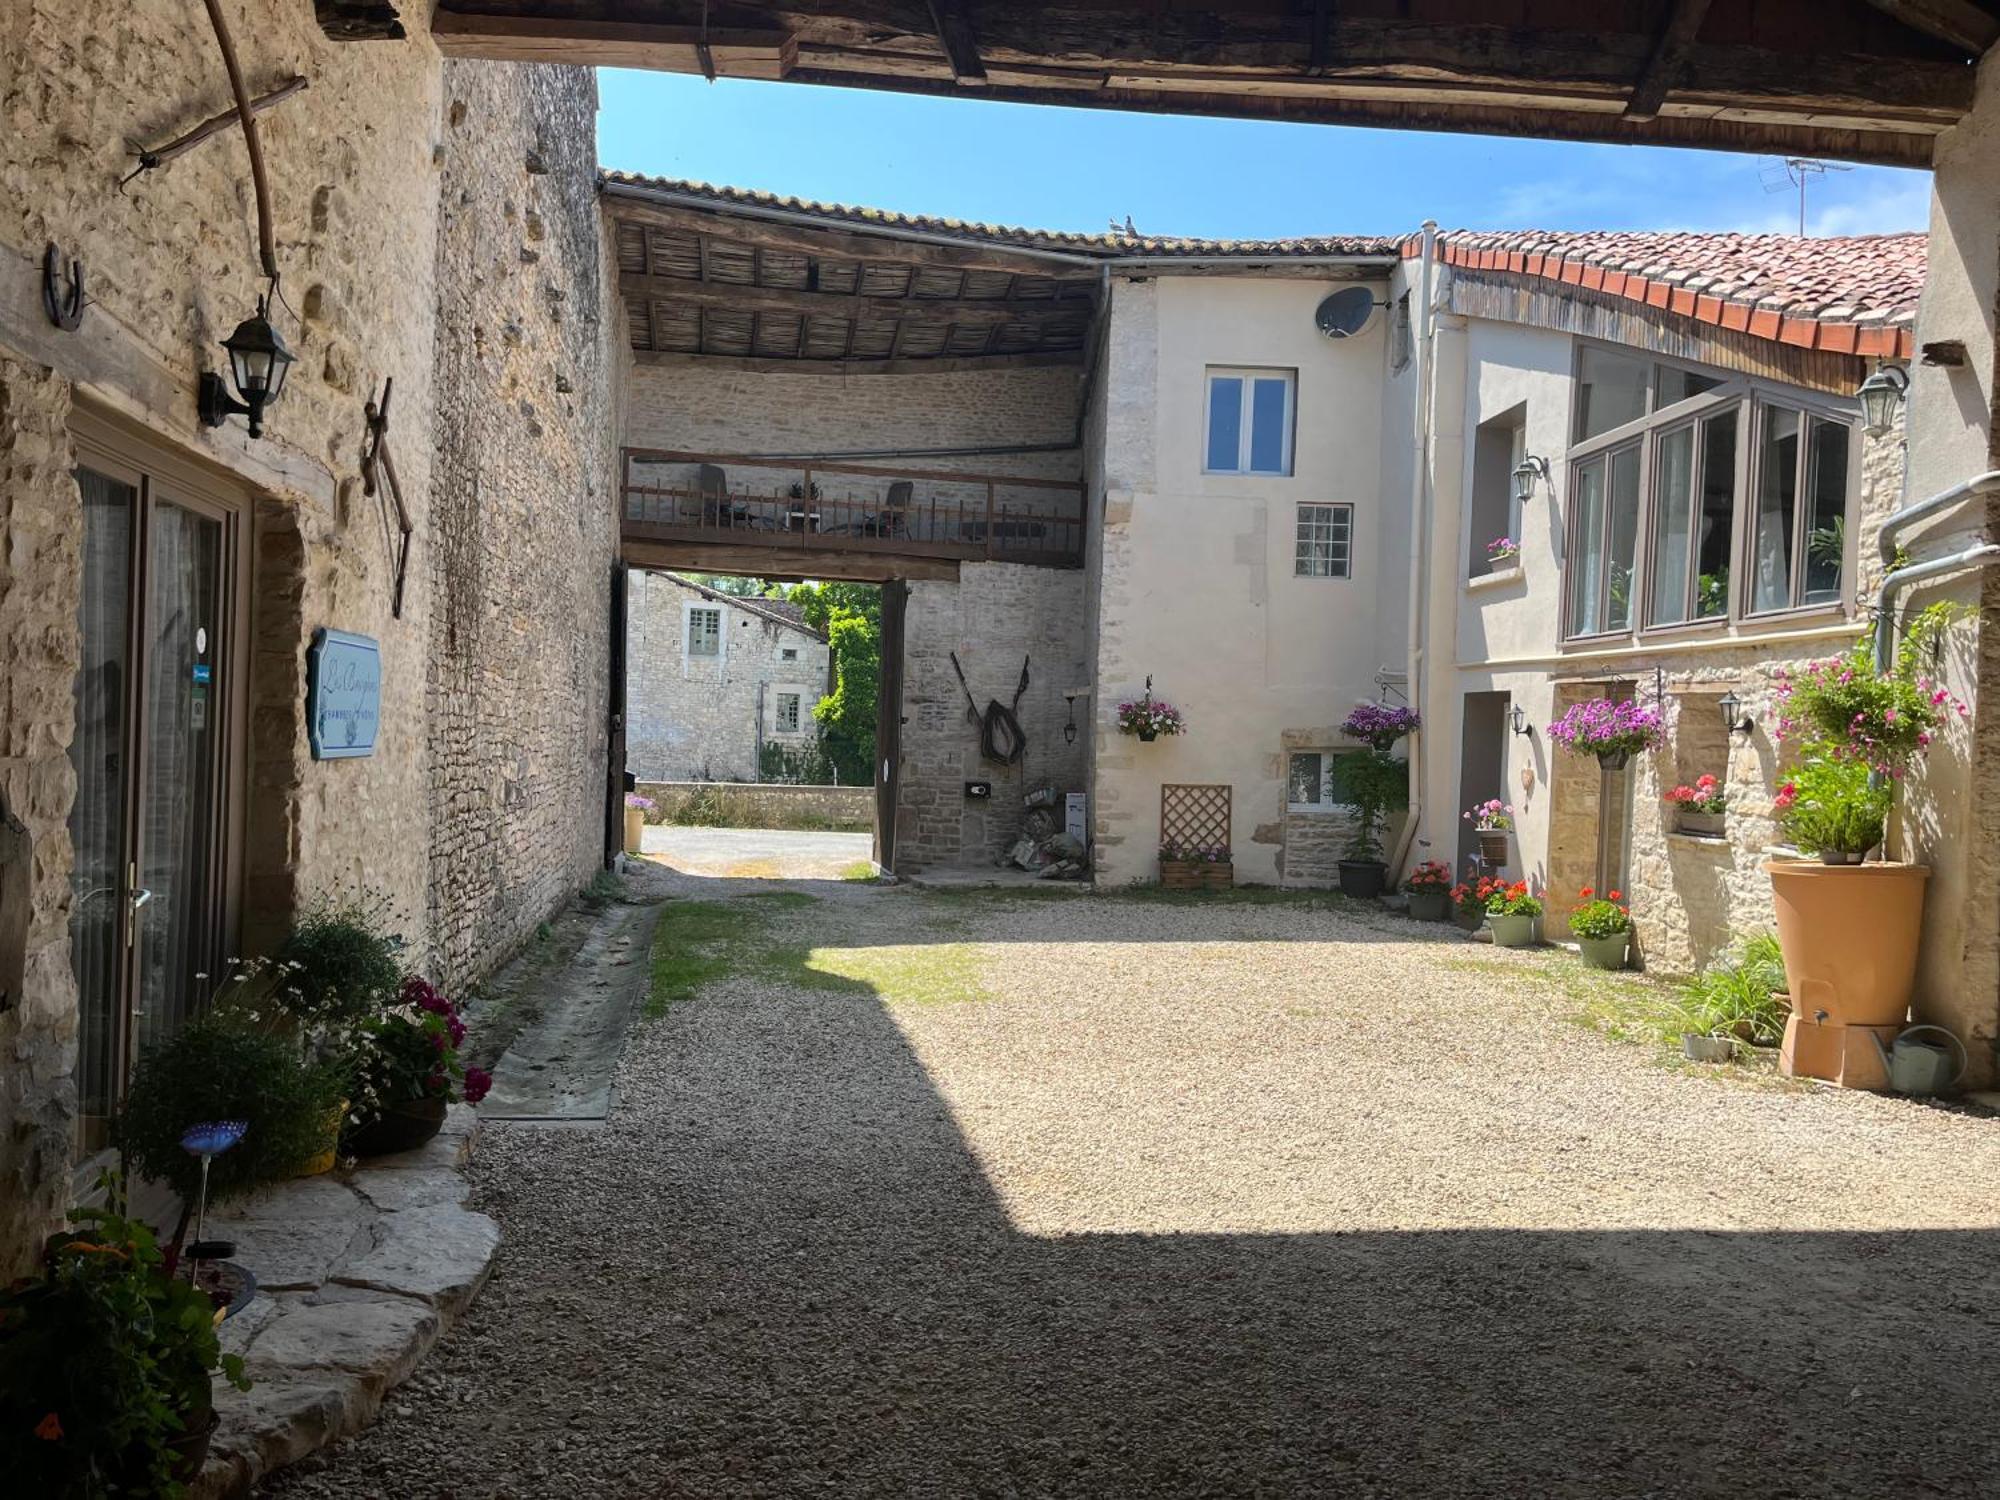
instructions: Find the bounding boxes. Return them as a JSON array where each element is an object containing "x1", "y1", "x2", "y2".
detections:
[
  {"x1": 1546, "y1": 699, "x2": 1663, "y2": 767},
  {"x1": 1339, "y1": 702, "x2": 1420, "y2": 753},
  {"x1": 1118, "y1": 697, "x2": 1185, "y2": 742}
]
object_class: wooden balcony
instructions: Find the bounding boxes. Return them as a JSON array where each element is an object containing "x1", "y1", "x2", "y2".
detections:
[{"x1": 619, "y1": 449, "x2": 1085, "y2": 582}]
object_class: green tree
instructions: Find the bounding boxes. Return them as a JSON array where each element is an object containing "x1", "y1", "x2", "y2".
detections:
[{"x1": 814, "y1": 607, "x2": 880, "y2": 786}]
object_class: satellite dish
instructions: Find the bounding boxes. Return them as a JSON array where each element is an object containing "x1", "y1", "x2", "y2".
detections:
[{"x1": 1315, "y1": 286, "x2": 1377, "y2": 339}]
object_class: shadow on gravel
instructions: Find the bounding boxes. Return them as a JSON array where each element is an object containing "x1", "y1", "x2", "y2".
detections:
[{"x1": 437, "y1": 939, "x2": 2000, "y2": 1499}]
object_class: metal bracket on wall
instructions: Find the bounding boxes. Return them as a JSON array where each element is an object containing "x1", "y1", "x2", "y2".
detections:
[
  {"x1": 41, "y1": 243, "x2": 84, "y2": 330},
  {"x1": 360, "y1": 379, "x2": 415, "y2": 619}
]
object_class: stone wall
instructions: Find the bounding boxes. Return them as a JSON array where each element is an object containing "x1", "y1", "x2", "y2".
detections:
[
  {"x1": 625, "y1": 573, "x2": 831, "y2": 782},
  {"x1": 898, "y1": 563, "x2": 1090, "y2": 871},
  {"x1": 424, "y1": 60, "x2": 616, "y2": 988},
  {"x1": 635, "y1": 781, "x2": 872, "y2": 831},
  {"x1": 0, "y1": 6, "x2": 612, "y2": 1271}
]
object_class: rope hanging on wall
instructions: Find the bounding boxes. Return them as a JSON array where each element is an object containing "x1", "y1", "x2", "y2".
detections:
[{"x1": 950, "y1": 652, "x2": 1031, "y2": 766}]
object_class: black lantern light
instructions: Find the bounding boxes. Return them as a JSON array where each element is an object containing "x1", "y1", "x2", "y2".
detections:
[
  {"x1": 1510, "y1": 703, "x2": 1532, "y2": 737},
  {"x1": 1855, "y1": 363, "x2": 1909, "y2": 440},
  {"x1": 1718, "y1": 689, "x2": 1754, "y2": 737},
  {"x1": 1511, "y1": 454, "x2": 1550, "y2": 506},
  {"x1": 200, "y1": 294, "x2": 294, "y2": 438},
  {"x1": 1063, "y1": 693, "x2": 1079, "y2": 746}
]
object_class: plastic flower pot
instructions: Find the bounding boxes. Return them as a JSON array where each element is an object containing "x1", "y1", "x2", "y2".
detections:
[
  {"x1": 1597, "y1": 749, "x2": 1632, "y2": 771},
  {"x1": 1682, "y1": 1033, "x2": 1736, "y2": 1063},
  {"x1": 1453, "y1": 908, "x2": 1486, "y2": 933},
  {"x1": 1338, "y1": 859, "x2": 1388, "y2": 899},
  {"x1": 1676, "y1": 811, "x2": 1725, "y2": 838},
  {"x1": 1764, "y1": 859, "x2": 1929, "y2": 1028},
  {"x1": 1137, "y1": 728, "x2": 1157, "y2": 742},
  {"x1": 294, "y1": 1098, "x2": 348, "y2": 1178},
  {"x1": 1487, "y1": 913, "x2": 1538, "y2": 948},
  {"x1": 345, "y1": 1095, "x2": 449, "y2": 1157},
  {"x1": 1476, "y1": 828, "x2": 1511, "y2": 865},
  {"x1": 1407, "y1": 890, "x2": 1451, "y2": 922},
  {"x1": 624, "y1": 805, "x2": 645, "y2": 855},
  {"x1": 1577, "y1": 933, "x2": 1629, "y2": 970}
]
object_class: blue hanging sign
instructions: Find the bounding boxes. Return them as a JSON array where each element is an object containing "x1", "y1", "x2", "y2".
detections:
[{"x1": 307, "y1": 628, "x2": 381, "y2": 760}]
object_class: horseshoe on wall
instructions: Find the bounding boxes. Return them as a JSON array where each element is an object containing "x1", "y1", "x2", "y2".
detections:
[{"x1": 42, "y1": 243, "x2": 85, "y2": 331}]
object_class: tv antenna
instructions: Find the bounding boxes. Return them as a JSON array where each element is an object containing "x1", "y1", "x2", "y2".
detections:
[{"x1": 1759, "y1": 157, "x2": 1853, "y2": 235}]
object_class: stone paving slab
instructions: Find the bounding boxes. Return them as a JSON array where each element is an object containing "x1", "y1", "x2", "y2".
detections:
[{"x1": 191, "y1": 1106, "x2": 496, "y2": 1499}]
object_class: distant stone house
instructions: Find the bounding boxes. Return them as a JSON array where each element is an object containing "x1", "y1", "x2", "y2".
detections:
[{"x1": 626, "y1": 573, "x2": 832, "y2": 782}]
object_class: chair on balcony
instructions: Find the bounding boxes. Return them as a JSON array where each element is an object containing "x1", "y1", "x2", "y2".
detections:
[{"x1": 878, "y1": 480, "x2": 913, "y2": 539}]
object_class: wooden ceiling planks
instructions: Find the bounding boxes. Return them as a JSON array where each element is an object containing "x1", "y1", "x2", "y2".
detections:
[
  {"x1": 413, "y1": 0, "x2": 1999, "y2": 166},
  {"x1": 608, "y1": 202, "x2": 1099, "y2": 373}
]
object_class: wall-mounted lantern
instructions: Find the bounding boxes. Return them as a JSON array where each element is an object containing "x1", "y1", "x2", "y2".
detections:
[
  {"x1": 199, "y1": 295, "x2": 294, "y2": 438},
  {"x1": 1510, "y1": 703, "x2": 1532, "y2": 738},
  {"x1": 1856, "y1": 363, "x2": 1909, "y2": 439},
  {"x1": 1717, "y1": 689, "x2": 1754, "y2": 737},
  {"x1": 1063, "y1": 693, "x2": 1079, "y2": 745},
  {"x1": 1511, "y1": 454, "x2": 1551, "y2": 506}
]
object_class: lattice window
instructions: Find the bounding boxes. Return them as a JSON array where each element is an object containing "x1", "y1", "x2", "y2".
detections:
[
  {"x1": 1160, "y1": 783, "x2": 1232, "y2": 849},
  {"x1": 775, "y1": 692, "x2": 801, "y2": 733}
]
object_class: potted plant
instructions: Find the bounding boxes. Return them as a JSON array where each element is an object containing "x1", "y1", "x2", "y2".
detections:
[
  {"x1": 1117, "y1": 696, "x2": 1185, "y2": 743},
  {"x1": 346, "y1": 976, "x2": 494, "y2": 1155},
  {"x1": 1568, "y1": 886, "x2": 1632, "y2": 970},
  {"x1": 1764, "y1": 605, "x2": 1965, "y2": 1033},
  {"x1": 1462, "y1": 799, "x2": 1515, "y2": 866},
  {"x1": 624, "y1": 792, "x2": 652, "y2": 855},
  {"x1": 1336, "y1": 750, "x2": 1408, "y2": 898},
  {"x1": 1545, "y1": 698, "x2": 1664, "y2": 770},
  {"x1": 1672, "y1": 934, "x2": 1788, "y2": 1053},
  {"x1": 1665, "y1": 774, "x2": 1727, "y2": 837},
  {"x1": 1339, "y1": 702, "x2": 1420, "y2": 753},
  {"x1": 1403, "y1": 860, "x2": 1454, "y2": 921},
  {"x1": 0, "y1": 1182, "x2": 251, "y2": 1495},
  {"x1": 1484, "y1": 880, "x2": 1542, "y2": 947},
  {"x1": 1450, "y1": 875, "x2": 1490, "y2": 932},
  {"x1": 117, "y1": 1017, "x2": 348, "y2": 1256},
  {"x1": 1159, "y1": 840, "x2": 1232, "y2": 891},
  {"x1": 1485, "y1": 536, "x2": 1520, "y2": 567}
]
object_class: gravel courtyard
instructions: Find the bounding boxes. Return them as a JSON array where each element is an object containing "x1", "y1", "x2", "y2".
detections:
[{"x1": 270, "y1": 872, "x2": 2000, "y2": 1497}]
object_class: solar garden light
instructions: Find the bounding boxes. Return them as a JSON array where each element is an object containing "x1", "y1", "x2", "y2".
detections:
[{"x1": 179, "y1": 1119, "x2": 247, "y2": 1268}]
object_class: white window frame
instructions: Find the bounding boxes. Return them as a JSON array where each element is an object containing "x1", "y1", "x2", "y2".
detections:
[
  {"x1": 774, "y1": 690, "x2": 803, "y2": 734},
  {"x1": 683, "y1": 602, "x2": 725, "y2": 666},
  {"x1": 1287, "y1": 749, "x2": 1363, "y2": 813},
  {"x1": 1294, "y1": 502, "x2": 1354, "y2": 579},
  {"x1": 1204, "y1": 366, "x2": 1296, "y2": 477}
]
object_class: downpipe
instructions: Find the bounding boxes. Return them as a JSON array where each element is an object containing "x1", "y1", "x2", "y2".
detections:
[{"x1": 1387, "y1": 221, "x2": 1438, "y2": 882}]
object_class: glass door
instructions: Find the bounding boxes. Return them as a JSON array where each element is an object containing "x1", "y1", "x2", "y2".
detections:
[{"x1": 68, "y1": 448, "x2": 237, "y2": 1149}]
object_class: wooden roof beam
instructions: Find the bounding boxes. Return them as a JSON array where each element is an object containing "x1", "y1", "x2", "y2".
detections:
[
  {"x1": 926, "y1": 0, "x2": 986, "y2": 84},
  {"x1": 430, "y1": 11, "x2": 796, "y2": 75},
  {"x1": 620, "y1": 271, "x2": 1092, "y2": 325},
  {"x1": 1625, "y1": 0, "x2": 1714, "y2": 122},
  {"x1": 1861, "y1": 0, "x2": 2000, "y2": 54},
  {"x1": 630, "y1": 349, "x2": 1084, "y2": 376}
]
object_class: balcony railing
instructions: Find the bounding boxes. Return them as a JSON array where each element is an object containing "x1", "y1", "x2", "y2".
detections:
[{"x1": 620, "y1": 449, "x2": 1085, "y2": 568}]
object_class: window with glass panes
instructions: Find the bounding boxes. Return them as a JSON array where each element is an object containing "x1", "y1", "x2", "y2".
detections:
[
  {"x1": 1294, "y1": 503, "x2": 1353, "y2": 577},
  {"x1": 1205, "y1": 368, "x2": 1295, "y2": 475},
  {"x1": 1287, "y1": 750, "x2": 1364, "y2": 809},
  {"x1": 775, "y1": 692, "x2": 801, "y2": 732},
  {"x1": 687, "y1": 606, "x2": 722, "y2": 657},
  {"x1": 1562, "y1": 344, "x2": 1855, "y2": 642}
]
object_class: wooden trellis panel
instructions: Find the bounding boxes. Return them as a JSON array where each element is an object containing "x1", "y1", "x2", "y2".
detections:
[{"x1": 1160, "y1": 783, "x2": 1231, "y2": 849}]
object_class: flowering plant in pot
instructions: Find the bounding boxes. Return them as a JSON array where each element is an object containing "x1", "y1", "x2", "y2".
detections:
[
  {"x1": 1402, "y1": 859, "x2": 1454, "y2": 921},
  {"x1": 1463, "y1": 799, "x2": 1515, "y2": 865},
  {"x1": 1485, "y1": 536, "x2": 1520, "y2": 566},
  {"x1": 1546, "y1": 698, "x2": 1663, "y2": 769},
  {"x1": 1665, "y1": 774, "x2": 1726, "y2": 836},
  {"x1": 1763, "y1": 604, "x2": 1967, "y2": 1043},
  {"x1": 1483, "y1": 880, "x2": 1542, "y2": 948},
  {"x1": 1117, "y1": 698, "x2": 1185, "y2": 742},
  {"x1": 1159, "y1": 840, "x2": 1231, "y2": 891},
  {"x1": 1450, "y1": 875, "x2": 1494, "y2": 931},
  {"x1": 1568, "y1": 887, "x2": 1632, "y2": 970},
  {"x1": 0, "y1": 1180, "x2": 251, "y2": 1496},
  {"x1": 346, "y1": 977, "x2": 493, "y2": 1156},
  {"x1": 1339, "y1": 702, "x2": 1420, "y2": 753}
]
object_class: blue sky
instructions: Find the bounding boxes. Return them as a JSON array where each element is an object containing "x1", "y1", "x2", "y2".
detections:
[{"x1": 598, "y1": 70, "x2": 1932, "y2": 242}]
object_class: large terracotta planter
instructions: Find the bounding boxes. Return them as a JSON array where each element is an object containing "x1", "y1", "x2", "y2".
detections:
[{"x1": 1765, "y1": 860, "x2": 1929, "y2": 1028}]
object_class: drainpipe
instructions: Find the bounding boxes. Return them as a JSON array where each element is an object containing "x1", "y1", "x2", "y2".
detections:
[
  {"x1": 1388, "y1": 222, "x2": 1438, "y2": 881},
  {"x1": 1876, "y1": 469, "x2": 2000, "y2": 568}
]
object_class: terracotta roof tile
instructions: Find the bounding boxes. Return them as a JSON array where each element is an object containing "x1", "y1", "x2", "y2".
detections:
[{"x1": 1411, "y1": 228, "x2": 1925, "y2": 360}]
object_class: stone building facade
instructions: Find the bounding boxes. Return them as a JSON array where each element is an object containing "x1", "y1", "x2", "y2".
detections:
[
  {"x1": 0, "y1": 7, "x2": 614, "y2": 1272},
  {"x1": 625, "y1": 572, "x2": 831, "y2": 783}
]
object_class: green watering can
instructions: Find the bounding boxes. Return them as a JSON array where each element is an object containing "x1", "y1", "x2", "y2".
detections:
[{"x1": 1867, "y1": 1024, "x2": 1968, "y2": 1097}]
